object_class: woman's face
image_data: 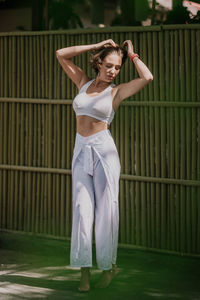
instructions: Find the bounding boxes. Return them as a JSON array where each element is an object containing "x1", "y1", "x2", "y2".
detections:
[{"x1": 98, "y1": 52, "x2": 122, "y2": 82}]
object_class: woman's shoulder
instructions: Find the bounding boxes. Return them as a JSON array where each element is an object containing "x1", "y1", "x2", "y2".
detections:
[{"x1": 79, "y1": 78, "x2": 94, "y2": 92}]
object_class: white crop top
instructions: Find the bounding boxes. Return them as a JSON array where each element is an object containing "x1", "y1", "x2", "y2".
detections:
[{"x1": 72, "y1": 79, "x2": 115, "y2": 125}]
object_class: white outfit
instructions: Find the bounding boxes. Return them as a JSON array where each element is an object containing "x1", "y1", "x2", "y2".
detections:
[
  {"x1": 73, "y1": 79, "x2": 115, "y2": 125},
  {"x1": 70, "y1": 80, "x2": 120, "y2": 270}
]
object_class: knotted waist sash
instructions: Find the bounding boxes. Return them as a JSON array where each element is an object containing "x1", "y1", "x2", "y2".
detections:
[{"x1": 72, "y1": 129, "x2": 119, "y2": 177}]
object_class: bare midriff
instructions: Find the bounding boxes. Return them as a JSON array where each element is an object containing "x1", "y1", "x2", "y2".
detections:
[{"x1": 76, "y1": 115, "x2": 109, "y2": 137}]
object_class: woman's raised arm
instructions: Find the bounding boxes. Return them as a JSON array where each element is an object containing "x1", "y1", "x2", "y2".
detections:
[
  {"x1": 56, "y1": 40, "x2": 117, "y2": 90},
  {"x1": 113, "y1": 40, "x2": 153, "y2": 111}
]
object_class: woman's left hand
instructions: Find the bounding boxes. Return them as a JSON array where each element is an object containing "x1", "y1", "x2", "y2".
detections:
[{"x1": 122, "y1": 40, "x2": 135, "y2": 58}]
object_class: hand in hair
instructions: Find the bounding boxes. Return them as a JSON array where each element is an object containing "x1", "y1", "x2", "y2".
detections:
[
  {"x1": 122, "y1": 40, "x2": 135, "y2": 57},
  {"x1": 95, "y1": 39, "x2": 117, "y2": 50}
]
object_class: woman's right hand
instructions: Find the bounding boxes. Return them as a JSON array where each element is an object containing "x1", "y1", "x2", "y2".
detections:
[{"x1": 94, "y1": 39, "x2": 117, "y2": 50}]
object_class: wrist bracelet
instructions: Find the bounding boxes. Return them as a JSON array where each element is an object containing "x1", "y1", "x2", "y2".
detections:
[{"x1": 130, "y1": 53, "x2": 139, "y2": 62}]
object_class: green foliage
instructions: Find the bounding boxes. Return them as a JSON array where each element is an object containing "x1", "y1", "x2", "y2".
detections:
[
  {"x1": 48, "y1": 0, "x2": 83, "y2": 29},
  {"x1": 111, "y1": 0, "x2": 150, "y2": 26},
  {"x1": 164, "y1": 4, "x2": 191, "y2": 24}
]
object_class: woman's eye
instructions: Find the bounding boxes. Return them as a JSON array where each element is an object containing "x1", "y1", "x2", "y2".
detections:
[{"x1": 106, "y1": 65, "x2": 120, "y2": 70}]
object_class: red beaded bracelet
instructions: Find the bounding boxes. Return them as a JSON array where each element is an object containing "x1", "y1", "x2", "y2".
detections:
[{"x1": 130, "y1": 53, "x2": 139, "y2": 61}]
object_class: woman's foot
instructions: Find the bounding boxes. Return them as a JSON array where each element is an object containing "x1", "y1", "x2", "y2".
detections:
[
  {"x1": 95, "y1": 264, "x2": 119, "y2": 288},
  {"x1": 78, "y1": 267, "x2": 90, "y2": 292}
]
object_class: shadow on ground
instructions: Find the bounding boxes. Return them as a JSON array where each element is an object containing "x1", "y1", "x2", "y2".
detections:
[{"x1": 0, "y1": 232, "x2": 200, "y2": 300}]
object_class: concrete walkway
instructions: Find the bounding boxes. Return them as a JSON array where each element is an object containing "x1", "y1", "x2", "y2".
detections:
[{"x1": 0, "y1": 232, "x2": 200, "y2": 300}]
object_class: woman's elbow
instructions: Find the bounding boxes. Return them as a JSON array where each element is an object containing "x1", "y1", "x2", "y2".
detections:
[
  {"x1": 144, "y1": 74, "x2": 153, "y2": 83},
  {"x1": 56, "y1": 50, "x2": 61, "y2": 58}
]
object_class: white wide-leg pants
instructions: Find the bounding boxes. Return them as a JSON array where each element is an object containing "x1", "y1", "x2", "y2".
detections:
[{"x1": 70, "y1": 129, "x2": 121, "y2": 270}]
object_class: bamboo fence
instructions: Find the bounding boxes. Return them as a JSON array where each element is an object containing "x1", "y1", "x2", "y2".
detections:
[{"x1": 0, "y1": 25, "x2": 200, "y2": 256}]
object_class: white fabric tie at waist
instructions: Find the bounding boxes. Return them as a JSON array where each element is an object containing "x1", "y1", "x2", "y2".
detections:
[{"x1": 83, "y1": 144, "x2": 94, "y2": 176}]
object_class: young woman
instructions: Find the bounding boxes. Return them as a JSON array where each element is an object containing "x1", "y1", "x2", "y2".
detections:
[{"x1": 56, "y1": 39, "x2": 153, "y2": 292}]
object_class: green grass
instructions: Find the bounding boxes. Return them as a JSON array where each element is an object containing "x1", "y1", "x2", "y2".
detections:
[{"x1": 0, "y1": 232, "x2": 200, "y2": 300}]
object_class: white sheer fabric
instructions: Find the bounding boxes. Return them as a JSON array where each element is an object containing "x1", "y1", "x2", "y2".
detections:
[{"x1": 70, "y1": 129, "x2": 120, "y2": 270}]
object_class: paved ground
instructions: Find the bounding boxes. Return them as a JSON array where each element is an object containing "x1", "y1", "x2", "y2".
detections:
[{"x1": 0, "y1": 232, "x2": 200, "y2": 300}]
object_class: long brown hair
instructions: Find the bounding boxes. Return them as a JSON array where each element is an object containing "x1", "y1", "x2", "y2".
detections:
[{"x1": 90, "y1": 45, "x2": 127, "y2": 74}]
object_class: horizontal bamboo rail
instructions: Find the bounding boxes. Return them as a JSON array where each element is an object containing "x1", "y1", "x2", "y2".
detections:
[
  {"x1": 0, "y1": 97, "x2": 200, "y2": 107},
  {"x1": 0, "y1": 24, "x2": 199, "y2": 37},
  {"x1": 0, "y1": 164, "x2": 200, "y2": 186}
]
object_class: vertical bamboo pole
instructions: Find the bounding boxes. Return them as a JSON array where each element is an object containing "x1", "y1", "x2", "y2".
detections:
[
  {"x1": 179, "y1": 29, "x2": 186, "y2": 252},
  {"x1": 159, "y1": 29, "x2": 167, "y2": 250},
  {"x1": 119, "y1": 106, "x2": 125, "y2": 243},
  {"x1": 32, "y1": 104, "x2": 37, "y2": 233},
  {"x1": 197, "y1": 107, "x2": 200, "y2": 253},
  {"x1": 29, "y1": 100, "x2": 34, "y2": 232},
  {"x1": 140, "y1": 104, "x2": 147, "y2": 247},
  {"x1": 23, "y1": 103, "x2": 28, "y2": 231},
  {"x1": 0, "y1": 99, "x2": 3, "y2": 228},
  {"x1": 56, "y1": 171, "x2": 60, "y2": 235},
  {"x1": 35, "y1": 172, "x2": 41, "y2": 233},
  {"x1": 60, "y1": 104, "x2": 66, "y2": 237},
  {"x1": 169, "y1": 29, "x2": 176, "y2": 251},
  {"x1": 40, "y1": 173, "x2": 44, "y2": 233},
  {"x1": 6, "y1": 37, "x2": 11, "y2": 229},
  {"x1": 174, "y1": 29, "x2": 180, "y2": 252},
  {"x1": 153, "y1": 31, "x2": 161, "y2": 249},
  {"x1": 66, "y1": 103, "x2": 71, "y2": 237},
  {"x1": 140, "y1": 32, "x2": 147, "y2": 247},
  {"x1": 124, "y1": 106, "x2": 130, "y2": 243},
  {"x1": 40, "y1": 36, "x2": 45, "y2": 99},
  {"x1": 45, "y1": 35, "x2": 49, "y2": 98},
  {"x1": 51, "y1": 105, "x2": 56, "y2": 236},
  {"x1": 41, "y1": 103, "x2": 46, "y2": 233},
  {"x1": 15, "y1": 37, "x2": 21, "y2": 228},
  {"x1": 52, "y1": 37, "x2": 57, "y2": 236},
  {"x1": 4, "y1": 37, "x2": 8, "y2": 96},
  {"x1": 25, "y1": 37, "x2": 29, "y2": 97},
  {"x1": 62, "y1": 34, "x2": 68, "y2": 99},
  {"x1": 143, "y1": 31, "x2": 151, "y2": 247},
  {"x1": 56, "y1": 103, "x2": 61, "y2": 235},
  {"x1": 123, "y1": 32, "x2": 132, "y2": 243},
  {"x1": 191, "y1": 29, "x2": 197, "y2": 253},
  {"x1": 36, "y1": 100, "x2": 42, "y2": 233},
  {"x1": 130, "y1": 105, "x2": 136, "y2": 244},
  {"x1": 26, "y1": 103, "x2": 32, "y2": 232},
  {"x1": 19, "y1": 102, "x2": 24, "y2": 231},
  {"x1": 27, "y1": 38, "x2": 32, "y2": 231},
  {"x1": 165, "y1": 29, "x2": 170, "y2": 250},
  {"x1": 135, "y1": 104, "x2": 141, "y2": 246},
  {"x1": 14, "y1": 103, "x2": 20, "y2": 230},
  {"x1": 196, "y1": 31, "x2": 200, "y2": 253},
  {"x1": 36, "y1": 35, "x2": 41, "y2": 98},
  {"x1": 11, "y1": 37, "x2": 16, "y2": 229},
  {"x1": 184, "y1": 30, "x2": 192, "y2": 253},
  {"x1": 14, "y1": 38, "x2": 20, "y2": 230},
  {"x1": 0, "y1": 37, "x2": 3, "y2": 96},
  {"x1": 9, "y1": 103, "x2": 14, "y2": 229},
  {"x1": 0, "y1": 35, "x2": 6, "y2": 224},
  {"x1": 20, "y1": 36, "x2": 25, "y2": 98},
  {"x1": 48, "y1": 35, "x2": 53, "y2": 235},
  {"x1": 147, "y1": 31, "x2": 155, "y2": 248},
  {"x1": 54, "y1": 105, "x2": 58, "y2": 236},
  {"x1": 16, "y1": 37, "x2": 20, "y2": 97},
  {"x1": 63, "y1": 106, "x2": 69, "y2": 237}
]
